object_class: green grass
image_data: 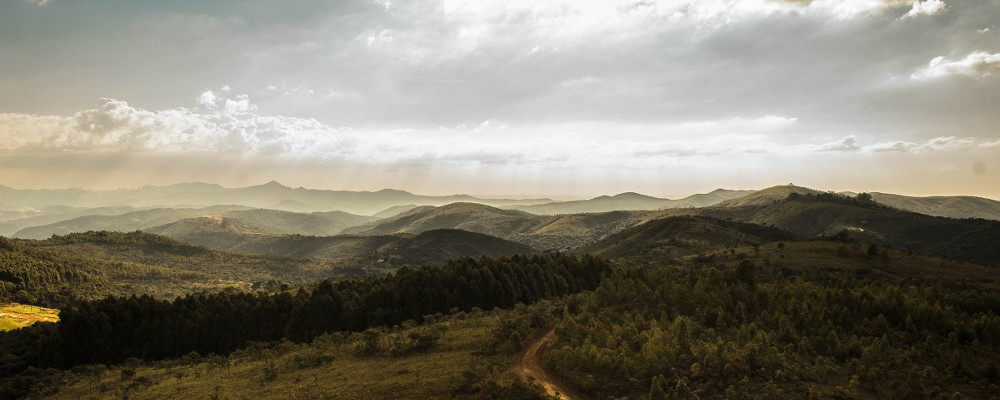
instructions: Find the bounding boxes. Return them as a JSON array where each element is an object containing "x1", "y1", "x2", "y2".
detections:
[
  {"x1": 0, "y1": 303, "x2": 59, "y2": 332},
  {"x1": 0, "y1": 318, "x2": 25, "y2": 331}
]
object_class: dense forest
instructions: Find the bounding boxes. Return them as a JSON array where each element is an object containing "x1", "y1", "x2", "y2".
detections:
[
  {"x1": 0, "y1": 254, "x2": 609, "y2": 382},
  {"x1": 547, "y1": 257, "x2": 1000, "y2": 399}
]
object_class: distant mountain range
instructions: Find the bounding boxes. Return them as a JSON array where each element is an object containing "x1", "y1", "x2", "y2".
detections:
[
  {"x1": 508, "y1": 189, "x2": 753, "y2": 214},
  {"x1": 3, "y1": 182, "x2": 1000, "y2": 268},
  {"x1": 0, "y1": 181, "x2": 553, "y2": 216}
]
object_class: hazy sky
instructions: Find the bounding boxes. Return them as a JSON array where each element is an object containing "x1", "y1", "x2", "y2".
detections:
[{"x1": 1, "y1": 0, "x2": 998, "y2": 198}]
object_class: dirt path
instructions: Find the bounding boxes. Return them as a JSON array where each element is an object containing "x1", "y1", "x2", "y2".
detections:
[{"x1": 519, "y1": 330, "x2": 592, "y2": 400}]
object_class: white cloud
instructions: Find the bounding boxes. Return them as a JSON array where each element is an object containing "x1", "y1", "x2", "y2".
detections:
[
  {"x1": 900, "y1": 0, "x2": 947, "y2": 20},
  {"x1": 922, "y1": 136, "x2": 973, "y2": 150},
  {"x1": 24, "y1": 0, "x2": 51, "y2": 6},
  {"x1": 1, "y1": 90, "x2": 994, "y2": 189},
  {"x1": 0, "y1": 91, "x2": 804, "y2": 168},
  {"x1": 911, "y1": 51, "x2": 1000, "y2": 79},
  {"x1": 867, "y1": 140, "x2": 918, "y2": 152},
  {"x1": 198, "y1": 90, "x2": 219, "y2": 108},
  {"x1": 0, "y1": 95, "x2": 342, "y2": 156},
  {"x1": 867, "y1": 136, "x2": 974, "y2": 152},
  {"x1": 817, "y1": 135, "x2": 861, "y2": 152}
]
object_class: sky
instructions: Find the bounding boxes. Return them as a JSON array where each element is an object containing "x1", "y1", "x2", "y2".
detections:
[{"x1": 1, "y1": 0, "x2": 998, "y2": 199}]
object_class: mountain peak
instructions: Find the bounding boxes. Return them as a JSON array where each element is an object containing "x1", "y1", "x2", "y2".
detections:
[
  {"x1": 611, "y1": 192, "x2": 657, "y2": 200},
  {"x1": 245, "y1": 180, "x2": 289, "y2": 190}
]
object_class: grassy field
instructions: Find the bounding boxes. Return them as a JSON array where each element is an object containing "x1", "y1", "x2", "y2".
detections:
[
  {"x1": 0, "y1": 303, "x2": 59, "y2": 332},
  {"x1": 24, "y1": 307, "x2": 549, "y2": 400}
]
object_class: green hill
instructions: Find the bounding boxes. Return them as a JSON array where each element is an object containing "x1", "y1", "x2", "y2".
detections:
[
  {"x1": 147, "y1": 213, "x2": 536, "y2": 267},
  {"x1": 346, "y1": 202, "x2": 677, "y2": 250},
  {"x1": 580, "y1": 215, "x2": 796, "y2": 260},
  {"x1": 0, "y1": 232, "x2": 336, "y2": 307},
  {"x1": 11, "y1": 206, "x2": 252, "y2": 239},
  {"x1": 510, "y1": 189, "x2": 752, "y2": 215},
  {"x1": 700, "y1": 193, "x2": 1000, "y2": 266}
]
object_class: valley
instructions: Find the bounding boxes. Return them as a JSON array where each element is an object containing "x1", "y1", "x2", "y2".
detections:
[{"x1": 1, "y1": 183, "x2": 999, "y2": 399}]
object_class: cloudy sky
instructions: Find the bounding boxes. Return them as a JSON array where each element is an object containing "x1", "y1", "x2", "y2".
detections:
[{"x1": 1, "y1": 0, "x2": 998, "y2": 198}]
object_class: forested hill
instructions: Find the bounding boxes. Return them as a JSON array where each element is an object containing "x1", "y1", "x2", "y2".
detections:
[
  {"x1": 580, "y1": 215, "x2": 796, "y2": 260},
  {"x1": 146, "y1": 212, "x2": 535, "y2": 264},
  {"x1": 0, "y1": 232, "x2": 333, "y2": 307},
  {"x1": 699, "y1": 192, "x2": 1000, "y2": 266},
  {"x1": 0, "y1": 254, "x2": 610, "y2": 375}
]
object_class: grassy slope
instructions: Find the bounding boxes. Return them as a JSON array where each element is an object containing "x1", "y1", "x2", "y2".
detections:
[
  {"x1": 29, "y1": 308, "x2": 546, "y2": 400},
  {"x1": 0, "y1": 303, "x2": 59, "y2": 332}
]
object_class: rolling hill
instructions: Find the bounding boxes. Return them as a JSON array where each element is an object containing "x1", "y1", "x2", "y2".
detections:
[
  {"x1": 343, "y1": 203, "x2": 540, "y2": 237},
  {"x1": 717, "y1": 184, "x2": 1000, "y2": 221},
  {"x1": 510, "y1": 189, "x2": 752, "y2": 215},
  {"x1": 0, "y1": 206, "x2": 139, "y2": 236},
  {"x1": 223, "y1": 209, "x2": 377, "y2": 236},
  {"x1": 344, "y1": 202, "x2": 680, "y2": 250},
  {"x1": 146, "y1": 213, "x2": 534, "y2": 266},
  {"x1": 10, "y1": 207, "x2": 376, "y2": 240},
  {"x1": 700, "y1": 192, "x2": 1000, "y2": 266},
  {"x1": 869, "y1": 192, "x2": 1000, "y2": 220},
  {"x1": 11, "y1": 205, "x2": 254, "y2": 240},
  {"x1": 580, "y1": 215, "x2": 796, "y2": 260},
  {"x1": 713, "y1": 184, "x2": 824, "y2": 207},
  {"x1": 0, "y1": 231, "x2": 336, "y2": 307},
  {"x1": 0, "y1": 182, "x2": 553, "y2": 216}
]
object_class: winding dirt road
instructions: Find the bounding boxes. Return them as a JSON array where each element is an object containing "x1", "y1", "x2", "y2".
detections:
[{"x1": 519, "y1": 330, "x2": 592, "y2": 400}]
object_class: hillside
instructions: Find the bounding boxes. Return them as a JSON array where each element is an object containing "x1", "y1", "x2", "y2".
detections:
[
  {"x1": 0, "y1": 206, "x2": 138, "y2": 236},
  {"x1": 545, "y1": 241, "x2": 1000, "y2": 400},
  {"x1": 224, "y1": 209, "x2": 377, "y2": 236},
  {"x1": 18, "y1": 308, "x2": 551, "y2": 400},
  {"x1": 580, "y1": 215, "x2": 796, "y2": 260},
  {"x1": 12, "y1": 207, "x2": 375, "y2": 241},
  {"x1": 700, "y1": 193, "x2": 1000, "y2": 266},
  {"x1": 510, "y1": 189, "x2": 752, "y2": 215},
  {"x1": 870, "y1": 192, "x2": 1000, "y2": 220},
  {"x1": 714, "y1": 184, "x2": 824, "y2": 207},
  {"x1": 344, "y1": 203, "x2": 541, "y2": 238},
  {"x1": 0, "y1": 231, "x2": 337, "y2": 307},
  {"x1": 371, "y1": 204, "x2": 422, "y2": 218},
  {"x1": 6, "y1": 234, "x2": 999, "y2": 400},
  {"x1": 148, "y1": 213, "x2": 534, "y2": 267},
  {"x1": 716, "y1": 184, "x2": 1000, "y2": 221},
  {"x1": 345, "y1": 202, "x2": 680, "y2": 250},
  {"x1": 12, "y1": 206, "x2": 252, "y2": 239}
]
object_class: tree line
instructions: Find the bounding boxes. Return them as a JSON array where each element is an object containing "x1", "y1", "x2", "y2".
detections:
[{"x1": 0, "y1": 253, "x2": 610, "y2": 375}]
